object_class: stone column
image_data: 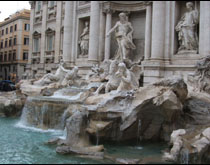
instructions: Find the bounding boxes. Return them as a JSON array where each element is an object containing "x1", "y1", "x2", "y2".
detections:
[
  {"x1": 88, "y1": 1, "x2": 100, "y2": 63},
  {"x1": 164, "y1": 1, "x2": 171, "y2": 61},
  {"x1": 144, "y1": 3, "x2": 152, "y2": 60},
  {"x1": 199, "y1": 1, "x2": 210, "y2": 56},
  {"x1": 28, "y1": 2, "x2": 35, "y2": 64},
  {"x1": 70, "y1": 2, "x2": 77, "y2": 64},
  {"x1": 151, "y1": 1, "x2": 166, "y2": 60},
  {"x1": 54, "y1": 1, "x2": 62, "y2": 63},
  {"x1": 63, "y1": 1, "x2": 74, "y2": 63},
  {"x1": 98, "y1": 10, "x2": 106, "y2": 61},
  {"x1": 40, "y1": 1, "x2": 47, "y2": 64},
  {"x1": 104, "y1": 9, "x2": 112, "y2": 60}
]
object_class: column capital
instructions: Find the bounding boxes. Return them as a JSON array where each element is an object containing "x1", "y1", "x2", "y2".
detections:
[
  {"x1": 102, "y1": 2, "x2": 115, "y2": 14},
  {"x1": 29, "y1": 1, "x2": 35, "y2": 9},
  {"x1": 143, "y1": 1, "x2": 152, "y2": 6},
  {"x1": 104, "y1": 8, "x2": 115, "y2": 14}
]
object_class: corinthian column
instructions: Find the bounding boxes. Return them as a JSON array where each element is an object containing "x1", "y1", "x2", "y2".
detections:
[
  {"x1": 63, "y1": 1, "x2": 74, "y2": 63},
  {"x1": 28, "y1": 1, "x2": 35, "y2": 64},
  {"x1": 144, "y1": 3, "x2": 152, "y2": 60},
  {"x1": 104, "y1": 9, "x2": 112, "y2": 60},
  {"x1": 151, "y1": 1, "x2": 166, "y2": 60},
  {"x1": 40, "y1": 1, "x2": 47, "y2": 64},
  {"x1": 88, "y1": 1, "x2": 100, "y2": 63},
  {"x1": 199, "y1": 1, "x2": 210, "y2": 56}
]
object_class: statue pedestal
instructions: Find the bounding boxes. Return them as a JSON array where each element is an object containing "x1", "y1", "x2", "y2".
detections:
[
  {"x1": 177, "y1": 50, "x2": 198, "y2": 55},
  {"x1": 78, "y1": 54, "x2": 88, "y2": 59}
]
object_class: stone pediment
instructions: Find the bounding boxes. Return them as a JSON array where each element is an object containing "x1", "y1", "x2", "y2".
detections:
[
  {"x1": 45, "y1": 27, "x2": 55, "y2": 34},
  {"x1": 33, "y1": 30, "x2": 41, "y2": 37}
]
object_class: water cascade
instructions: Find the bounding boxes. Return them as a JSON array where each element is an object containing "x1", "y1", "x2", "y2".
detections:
[
  {"x1": 18, "y1": 96, "x2": 71, "y2": 130},
  {"x1": 180, "y1": 149, "x2": 189, "y2": 164},
  {"x1": 137, "y1": 119, "x2": 142, "y2": 143}
]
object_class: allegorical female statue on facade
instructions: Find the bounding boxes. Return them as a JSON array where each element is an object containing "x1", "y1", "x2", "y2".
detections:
[
  {"x1": 175, "y1": 2, "x2": 199, "y2": 53},
  {"x1": 79, "y1": 21, "x2": 89, "y2": 56},
  {"x1": 106, "y1": 12, "x2": 136, "y2": 61}
]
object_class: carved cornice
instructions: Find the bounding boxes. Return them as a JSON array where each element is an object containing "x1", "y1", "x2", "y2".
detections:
[
  {"x1": 77, "y1": 6, "x2": 90, "y2": 15},
  {"x1": 103, "y1": 2, "x2": 115, "y2": 14},
  {"x1": 42, "y1": 1, "x2": 48, "y2": 5},
  {"x1": 102, "y1": 1, "x2": 148, "y2": 12},
  {"x1": 143, "y1": 1, "x2": 152, "y2": 6}
]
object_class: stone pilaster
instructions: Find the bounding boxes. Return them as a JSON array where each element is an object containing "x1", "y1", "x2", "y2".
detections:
[
  {"x1": 54, "y1": 1, "x2": 62, "y2": 63},
  {"x1": 40, "y1": 1, "x2": 47, "y2": 64},
  {"x1": 104, "y1": 9, "x2": 112, "y2": 60},
  {"x1": 88, "y1": 1, "x2": 100, "y2": 63},
  {"x1": 199, "y1": 1, "x2": 210, "y2": 56},
  {"x1": 151, "y1": 1, "x2": 166, "y2": 60},
  {"x1": 144, "y1": 3, "x2": 152, "y2": 60},
  {"x1": 164, "y1": 1, "x2": 172, "y2": 62},
  {"x1": 28, "y1": 3, "x2": 35, "y2": 64},
  {"x1": 63, "y1": 1, "x2": 74, "y2": 63},
  {"x1": 99, "y1": 10, "x2": 106, "y2": 62}
]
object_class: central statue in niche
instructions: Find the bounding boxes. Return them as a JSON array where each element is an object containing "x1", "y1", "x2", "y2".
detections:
[
  {"x1": 79, "y1": 21, "x2": 89, "y2": 56},
  {"x1": 107, "y1": 12, "x2": 136, "y2": 62},
  {"x1": 175, "y1": 2, "x2": 199, "y2": 53}
]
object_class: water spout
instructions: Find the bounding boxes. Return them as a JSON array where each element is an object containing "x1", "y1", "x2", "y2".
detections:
[
  {"x1": 96, "y1": 127, "x2": 99, "y2": 146},
  {"x1": 137, "y1": 119, "x2": 142, "y2": 143},
  {"x1": 180, "y1": 148, "x2": 189, "y2": 164}
]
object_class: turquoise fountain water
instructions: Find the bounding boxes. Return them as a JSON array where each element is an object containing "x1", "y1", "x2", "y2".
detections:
[{"x1": 0, "y1": 117, "x2": 169, "y2": 164}]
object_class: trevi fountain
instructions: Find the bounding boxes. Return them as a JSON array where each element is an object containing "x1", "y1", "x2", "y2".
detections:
[{"x1": 0, "y1": 1, "x2": 210, "y2": 164}]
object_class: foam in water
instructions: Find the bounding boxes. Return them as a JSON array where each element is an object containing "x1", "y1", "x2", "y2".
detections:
[
  {"x1": 51, "y1": 90, "x2": 83, "y2": 101},
  {"x1": 17, "y1": 102, "x2": 64, "y2": 135},
  {"x1": 137, "y1": 119, "x2": 142, "y2": 143},
  {"x1": 15, "y1": 121, "x2": 64, "y2": 135},
  {"x1": 59, "y1": 127, "x2": 67, "y2": 140}
]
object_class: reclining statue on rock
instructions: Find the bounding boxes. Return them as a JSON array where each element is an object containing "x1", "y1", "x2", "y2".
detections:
[{"x1": 33, "y1": 60, "x2": 71, "y2": 86}]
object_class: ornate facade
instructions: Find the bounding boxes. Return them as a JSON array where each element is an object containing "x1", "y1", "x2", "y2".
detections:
[{"x1": 28, "y1": 1, "x2": 210, "y2": 85}]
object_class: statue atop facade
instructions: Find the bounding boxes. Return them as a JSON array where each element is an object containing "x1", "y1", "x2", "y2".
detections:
[
  {"x1": 175, "y1": 2, "x2": 199, "y2": 53},
  {"x1": 106, "y1": 12, "x2": 136, "y2": 62},
  {"x1": 79, "y1": 21, "x2": 89, "y2": 56}
]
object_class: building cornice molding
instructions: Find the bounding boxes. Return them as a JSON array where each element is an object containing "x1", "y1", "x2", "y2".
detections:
[{"x1": 102, "y1": 1, "x2": 150, "y2": 12}]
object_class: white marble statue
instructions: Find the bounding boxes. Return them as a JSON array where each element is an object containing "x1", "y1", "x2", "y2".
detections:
[
  {"x1": 116, "y1": 63, "x2": 139, "y2": 92},
  {"x1": 33, "y1": 59, "x2": 68, "y2": 86},
  {"x1": 94, "y1": 60, "x2": 121, "y2": 95},
  {"x1": 61, "y1": 66, "x2": 80, "y2": 86},
  {"x1": 79, "y1": 21, "x2": 89, "y2": 56},
  {"x1": 106, "y1": 12, "x2": 136, "y2": 61},
  {"x1": 175, "y1": 2, "x2": 199, "y2": 52}
]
